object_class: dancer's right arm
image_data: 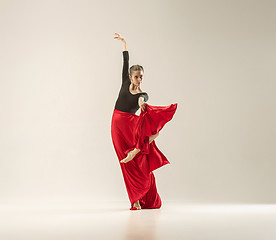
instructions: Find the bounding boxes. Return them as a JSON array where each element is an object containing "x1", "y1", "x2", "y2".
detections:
[
  {"x1": 114, "y1": 33, "x2": 129, "y2": 84},
  {"x1": 122, "y1": 39, "x2": 127, "y2": 51},
  {"x1": 122, "y1": 47, "x2": 129, "y2": 84}
]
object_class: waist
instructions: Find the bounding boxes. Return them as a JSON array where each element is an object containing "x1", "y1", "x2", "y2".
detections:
[{"x1": 113, "y1": 108, "x2": 137, "y2": 116}]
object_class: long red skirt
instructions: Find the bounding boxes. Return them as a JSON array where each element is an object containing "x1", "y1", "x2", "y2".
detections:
[{"x1": 111, "y1": 103, "x2": 177, "y2": 210}]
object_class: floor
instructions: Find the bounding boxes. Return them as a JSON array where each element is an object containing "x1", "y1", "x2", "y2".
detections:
[{"x1": 0, "y1": 200, "x2": 275, "y2": 240}]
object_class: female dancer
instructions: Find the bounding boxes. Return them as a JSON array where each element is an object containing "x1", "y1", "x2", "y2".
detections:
[{"x1": 111, "y1": 33, "x2": 177, "y2": 210}]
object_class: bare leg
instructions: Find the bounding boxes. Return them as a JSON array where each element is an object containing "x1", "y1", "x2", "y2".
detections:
[
  {"x1": 149, "y1": 132, "x2": 159, "y2": 144},
  {"x1": 120, "y1": 132, "x2": 159, "y2": 163}
]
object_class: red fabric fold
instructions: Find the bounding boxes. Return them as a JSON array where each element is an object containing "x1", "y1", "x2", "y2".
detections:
[{"x1": 131, "y1": 103, "x2": 178, "y2": 155}]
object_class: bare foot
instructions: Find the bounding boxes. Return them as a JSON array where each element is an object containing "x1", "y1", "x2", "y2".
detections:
[
  {"x1": 120, "y1": 148, "x2": 140, "y2": 163},
  {"x1": 121, "y1": 133, "x2": 159, "y2": 164},
  {"x1": 133, "y1": 200, "x2": 141, "y2": 210}
]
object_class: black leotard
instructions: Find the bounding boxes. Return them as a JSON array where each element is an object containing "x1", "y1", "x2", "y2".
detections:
[{"x1": 114, "y1": 51, "x2": 149, "y2": 114}]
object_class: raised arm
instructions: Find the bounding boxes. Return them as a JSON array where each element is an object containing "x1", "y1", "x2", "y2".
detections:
[
  {"x1": 122, "y1": 38, "x2": 127, "y2": 51},
  {"x1": 114, "y1": 33, "x2": 129, "y2": 84},
  {"x1": 122, "y1": 50, "x2": 129, "y2": 83}
]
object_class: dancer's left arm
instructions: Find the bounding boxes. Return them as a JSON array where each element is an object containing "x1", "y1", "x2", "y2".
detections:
[{"x1": 138, "y1": 96, "x2": 147, "y2": 111}]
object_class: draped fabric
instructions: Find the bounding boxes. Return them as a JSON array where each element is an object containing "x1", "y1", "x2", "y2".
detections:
[{"x1": 111, "y1": 103, "x2": 177, "y2": 209}]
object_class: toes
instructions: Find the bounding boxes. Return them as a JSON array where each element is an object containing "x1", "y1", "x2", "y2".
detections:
[{"x1": 121, "y1": 157, "x2": 129, "y2": 163}]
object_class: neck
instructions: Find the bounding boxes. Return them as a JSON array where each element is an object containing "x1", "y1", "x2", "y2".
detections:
[{"x1": 131, "y1": 83, "x2": 140, "y2": 90}]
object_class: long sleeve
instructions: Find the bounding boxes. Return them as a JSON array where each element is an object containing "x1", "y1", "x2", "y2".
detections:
[{"x1": 122, "y1": 51, "x2": 130, "y2": 84}]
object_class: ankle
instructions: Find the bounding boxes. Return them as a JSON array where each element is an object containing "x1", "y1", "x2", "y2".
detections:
[{"x1": 134, "y1": 201, "x2": 140, "y2": 206}]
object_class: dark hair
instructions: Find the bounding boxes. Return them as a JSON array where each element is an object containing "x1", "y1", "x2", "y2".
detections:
[{"x1": 130, "y1": 65, "x2": 144, "y2": 76}]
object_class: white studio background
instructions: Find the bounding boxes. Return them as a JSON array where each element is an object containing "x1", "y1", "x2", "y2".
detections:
[{"x1": 0, "y1": 0, "x2": 275, "y2": 205}]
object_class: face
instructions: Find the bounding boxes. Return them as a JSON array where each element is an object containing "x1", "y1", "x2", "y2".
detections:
[{"x1": 129, "y1": 70, "x2": 143, "y2": 86}]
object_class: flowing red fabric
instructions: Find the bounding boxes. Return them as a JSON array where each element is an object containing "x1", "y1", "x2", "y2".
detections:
[{"x1": 111, "y1": 103, "x2": 177, "y2": 209}]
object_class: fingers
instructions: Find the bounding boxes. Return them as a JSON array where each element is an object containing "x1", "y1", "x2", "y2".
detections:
[
  {"x1": 114, "y1": 33, "x2": 120, "y2": 39},
  {"x1": 142, "y1": 103, "x2": 146, "y2": 111},
  {"x1": 114, "y1": 33, "x2": 125, "y2": 41},
  {"x1": 143, "y1": 103, "x2": 147, "y2": 111}
]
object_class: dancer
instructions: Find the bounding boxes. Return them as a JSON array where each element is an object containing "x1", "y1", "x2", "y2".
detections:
[{"x1": 111, "y1": 33, "x2": 177, "y2": 210}]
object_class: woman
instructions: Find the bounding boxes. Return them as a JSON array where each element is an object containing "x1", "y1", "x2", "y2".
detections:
[{"x1": 111, "y1": 33, "x2": 177, "y2": 210}]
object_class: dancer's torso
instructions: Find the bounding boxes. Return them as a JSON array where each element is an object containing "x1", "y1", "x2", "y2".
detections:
[{"x1": 114, "y1": 51, "x2": 149, "y2": 114}]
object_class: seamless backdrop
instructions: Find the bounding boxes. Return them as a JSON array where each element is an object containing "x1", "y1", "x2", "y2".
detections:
[{"x1": 0, "y1": 0, "x2": 275, "y2": 204}]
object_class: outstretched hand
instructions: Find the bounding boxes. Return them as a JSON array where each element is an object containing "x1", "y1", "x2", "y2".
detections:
[{"x1": 114, "y1": 33, "x2": 125, "y2": 42}]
